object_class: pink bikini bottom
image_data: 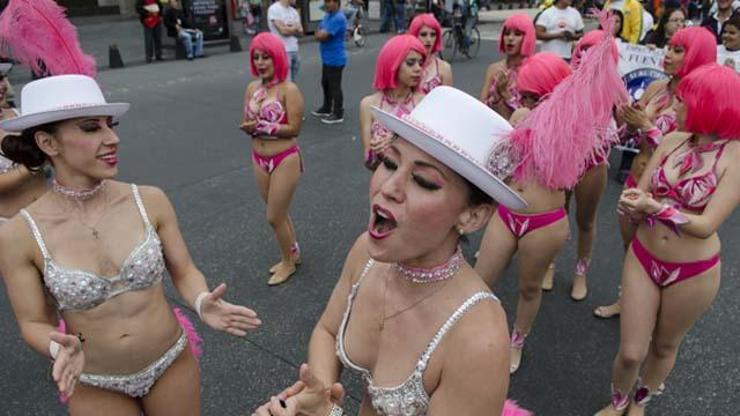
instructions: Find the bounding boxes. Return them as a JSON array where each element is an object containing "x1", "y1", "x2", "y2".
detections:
[
  {"x1": 252, "y1": 145, "x2": 303, "y2": 174},
  {"x1": 497, "y1": 204, "x2": 567, "y2": 238},
  {"x1": 631, "y1": 238, "x2": 720, "y2": 287}
]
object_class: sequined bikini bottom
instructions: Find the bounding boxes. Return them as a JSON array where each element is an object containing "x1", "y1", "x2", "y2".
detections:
[{"x1": 79, "y1": 330, "x2": 188, "y2": 398}]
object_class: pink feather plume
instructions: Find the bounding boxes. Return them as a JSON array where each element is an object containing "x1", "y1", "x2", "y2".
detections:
[
  {"x1": 502, "y1": 399, "x2": 533, "y2": 416},
  {"x1": 0, "y1": 0, "x2": 96, "y2": 77},
  {"x1": 509, "y1": 9, "x2": 627, "y2": 189},
  {"x1": 173, "y1": 307, "x2": 204, "y2": 360}
]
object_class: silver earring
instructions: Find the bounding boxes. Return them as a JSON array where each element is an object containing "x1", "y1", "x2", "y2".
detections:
[{"x1": 458, "y1": 227, "x2": 465, "y2": 236}]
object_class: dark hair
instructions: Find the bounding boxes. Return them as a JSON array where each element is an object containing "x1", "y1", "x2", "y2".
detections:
[
  {"x1": 645, "y1": 7, "x2": 683, "y2": 48},
  {"x1": 0, "y1": 123, "x2": 57, "y2": 172},
  {"x1": 464, "y1": 178, "x2": 493, "y2": 207},
  {"x1": 722, "y1": 14, "x2": 740, "y2": 37},
  {"x1": 611, "y1": 9, "x2": 625, "y2": 41}
]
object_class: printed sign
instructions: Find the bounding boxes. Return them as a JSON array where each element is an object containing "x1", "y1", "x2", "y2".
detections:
[{"x1": 617, "y1": 42, "x2": 667, "y2": 102}]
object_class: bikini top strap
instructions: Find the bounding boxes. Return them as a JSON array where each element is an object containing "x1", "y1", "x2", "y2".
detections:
[
  {"x1": 131, "y1": 184, "x2": 153, "y2": 229},
  {"x1": 660, "y1": 136, "x2": 693, "y2": 166},
  {"x1": 350, "y1": 258, "x2": 375, "y2": 295},
  {"x1": 415, "y1": 291, "x2": 499, "y2": 372},
  {"x1": 710, "y1": 140, "x2": 730, "y2": 171},
  {"x1": 434, "y1": 56, "x2": 440, "y2": 74},
  {"x1": 19, "y1": 209, "x2": 51, "y2": 260},
  {"x1": 338, "y1": 258, "x2": 376, "y2": 348}
]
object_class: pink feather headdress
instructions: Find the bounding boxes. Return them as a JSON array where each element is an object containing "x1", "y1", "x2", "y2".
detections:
[
  {"x1": 505, "y1": 10, "x2": 627, "y2": 190},
  {"x1": 0, "y1": 0, "x2": 96, "y2": 77}
]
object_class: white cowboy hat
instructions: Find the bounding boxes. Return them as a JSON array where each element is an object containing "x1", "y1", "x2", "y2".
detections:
[
  {"x1": 0, "y1": 63, "x2": 12, "y2": 76},
  {"x1": 0, "y1": 74, "x2": 129, "y2": 133},
  {"x1": 371, "y1": 86, "x2": 527, "y2": 209}
]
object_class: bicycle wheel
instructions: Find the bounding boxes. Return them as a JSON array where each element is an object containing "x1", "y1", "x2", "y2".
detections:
[
  {"x1": 354, "y1": 26, "x2": 367, "y2": 47},
  {"x1": 440, "y1": 29, "x2": 457, "y2": 62},
  {"x1": 465, "y1": 27, "x2": 481, "y2": 58}
]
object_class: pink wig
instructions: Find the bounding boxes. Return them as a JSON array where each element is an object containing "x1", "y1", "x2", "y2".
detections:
[
  {"x1": 508, "y1": 11, "x2": 628, "y2": 189},
  {"x1": 677, "y1": 64, "x2": 740, "y2": 140},
  {"x1": 373, "y1": 35, "x2": 428, "y2": 91},
  {"x1": 499, "y1": 13, "x2": 536, "y2": 57},
  {"x1": 408, "y1": 13, "x2": 443, "y2": 53},
  {"x1": 669, "y1": 27, "x2": 717, "y2": 78},
  {"x1": 249, "y1": 33, "x2": 289, "y2": 82},
  {"x1": 517, "y1": 52, "x2": 572, "y2": 97}
]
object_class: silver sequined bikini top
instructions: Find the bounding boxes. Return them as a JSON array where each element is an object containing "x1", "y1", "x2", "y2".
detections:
[
  {"x1": 20, "y1": 184, "x2": 165, "y2": 311},
  {"x1": 336, "y1": 260, "x2": 498, "y2": 416}
]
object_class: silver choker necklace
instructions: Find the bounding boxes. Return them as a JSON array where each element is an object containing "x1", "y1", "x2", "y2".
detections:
[
  {"x1": 52, "y1": 178, "x2": 107, "y2": 201},
  {"x1": 394, "y1": 246, "x2": 464, "y2": 284}
]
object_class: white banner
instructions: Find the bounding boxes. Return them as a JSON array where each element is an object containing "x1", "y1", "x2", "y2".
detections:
[{"x1": 617, "y1": 42, "x2": 668, "y2": 102}]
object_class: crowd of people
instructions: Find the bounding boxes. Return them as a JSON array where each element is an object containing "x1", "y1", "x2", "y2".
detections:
[{"x1": 0, "y1": 0, "x2": 738, "y2": 414}]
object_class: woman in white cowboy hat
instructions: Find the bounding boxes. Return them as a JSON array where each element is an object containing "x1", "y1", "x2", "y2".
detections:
[
  {"x1": 0, "y1": 74, "x2": 261, "y2": 415},
  {"x1": 253, "y1": 86, "x2": 531, "y2": 416},
  {"x1": 0, "y1": 62, "x2": 49, "y2": 226}
]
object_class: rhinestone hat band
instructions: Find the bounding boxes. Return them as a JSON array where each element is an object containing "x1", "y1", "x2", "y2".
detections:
[
  {"x1": 394, "y1": 245, "x2": 464, "y2": 284},
  {"x1": 52, "y1": 178, "x2": 107, "y2": 201}
]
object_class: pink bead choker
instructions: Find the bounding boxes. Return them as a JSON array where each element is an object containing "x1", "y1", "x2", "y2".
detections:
[
  {"x1": 52, "y1": 178, "x2": 107, "y2": 201},
  {"x1": 394, "y1": 246, "x2": 464, "y2": 284}
]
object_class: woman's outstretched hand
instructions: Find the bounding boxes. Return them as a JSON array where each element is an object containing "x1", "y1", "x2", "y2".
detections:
[
  {"x1": 200, "y1": 283, "x2": 262, "y2": 337},
  {"x1": 252, "y1": 363, "x2": 345, "y2": 416},
  {"x1": 49, "y1": 331, "x2": 85, "y2": 398}
]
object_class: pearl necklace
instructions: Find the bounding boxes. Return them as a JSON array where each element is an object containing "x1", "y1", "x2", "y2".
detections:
[
  {"x1": 394, "y1": 246, "x2": 464, "y2": 284},
  {"x1": 52, "y1": 178, "x2": 107, "y2": 201}
]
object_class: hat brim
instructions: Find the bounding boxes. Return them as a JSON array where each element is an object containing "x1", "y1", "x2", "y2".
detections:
[
  {"x1": 372, "y1": 107, "x2": 527, "y2": 210},
  {"x1": 0, "y1": 103, "x2": 130, "y2": 133}
]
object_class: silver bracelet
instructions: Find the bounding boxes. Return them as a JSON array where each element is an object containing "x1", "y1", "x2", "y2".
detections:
[{"x1": 327, "y1": 403, "x2": 344, "y2": 416}]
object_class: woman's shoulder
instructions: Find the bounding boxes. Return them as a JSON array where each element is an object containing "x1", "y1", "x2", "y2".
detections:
[
  {"x1": 280, "y1": 80, "x2": 301, "y2": 95},
  {"x1": 487, "y1": 60, "x2": 506, "y2": 75},
  {"x1": 128, "y1": 182, "x2": 168, "y2": 205},
  {"x1": 719, "y1": 139, "x2": 740, "y2": 161},
  {"x1": 441, "y1": 287, "x2": 507, "y2": 362},
  {"x1": 246, "y1": 80, "x2": 262, "y2": 93},
  {"x1": 437, "y1": 57, "x2": 452, "y2": 72},
  {"x1": 360, "y1": 93, "x2": 382, "y2": 110},
  {"x1": 344, "y1": 232, "x2": 374, "y2": 284}
]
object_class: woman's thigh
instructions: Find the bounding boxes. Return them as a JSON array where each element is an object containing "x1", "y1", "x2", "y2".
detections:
[
  {"x1": 68, "y1": 384, "x2": 142, "y2": 416},
  {"x1": 141, "y1": 346, "x2": 201, "y2": 416}
]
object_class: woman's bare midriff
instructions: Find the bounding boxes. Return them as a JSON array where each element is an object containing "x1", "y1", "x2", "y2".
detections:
[
  {"x1": 635, "y1": 221, "x2": 721, "y2": 263},
  {"x1": 509, "y1": 180, "x2": 565, "y2": 214},
  {"x1": 62, "y1": 284, "x2": 183, "y2": 375},
  {"x1": 252, "y1": 136, "x2": 298, "y2": 156}
]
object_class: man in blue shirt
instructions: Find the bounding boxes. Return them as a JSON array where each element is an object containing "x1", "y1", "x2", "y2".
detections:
[{"x1": 311, "y1": 0, "x2": 347, "y2": 124}]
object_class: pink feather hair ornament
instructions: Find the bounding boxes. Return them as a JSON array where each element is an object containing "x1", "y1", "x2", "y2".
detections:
[
  {"x1": 506, "y1": 10, "x2": 627, "y2": 190},
  {"x1": 502, "y1": 399, "x2": 533, "y2": 416},
  {"x1": 0, "y1": 0, "x2": 96, "y2": 77}
]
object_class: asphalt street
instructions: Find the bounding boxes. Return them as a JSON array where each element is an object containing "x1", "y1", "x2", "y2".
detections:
[{"x1": 1, "y1": 31, "x2": 738, "y2": 416}]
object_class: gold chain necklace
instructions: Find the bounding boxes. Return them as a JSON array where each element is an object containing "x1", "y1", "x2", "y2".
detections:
[{"x1": 379, "y1": 269, "x2": 452, "y2": 332}]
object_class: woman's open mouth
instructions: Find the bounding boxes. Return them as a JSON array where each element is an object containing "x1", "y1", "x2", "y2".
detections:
[{"x1": 368, "y1": 204, "x2": 397, "y2": 239}]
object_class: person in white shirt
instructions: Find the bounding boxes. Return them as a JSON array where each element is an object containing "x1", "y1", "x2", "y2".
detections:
[
  {"x1": 718, "y1": 14, "x2": 740, "y2": 71},
  {"x1": 535, "y1": 0, "x2": 584, "y2": 60},
  {"x1": 640, "y1": 7, "x2": 654, "y2": 41},
  {"x1": 268, "y1": 0, "x2": 303, "y2": 81}
]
